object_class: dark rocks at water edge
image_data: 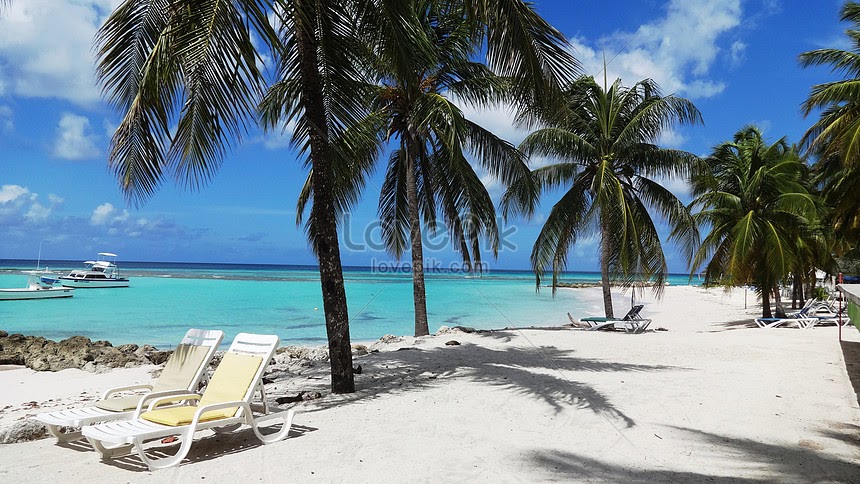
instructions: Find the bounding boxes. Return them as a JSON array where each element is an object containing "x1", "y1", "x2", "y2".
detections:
[{"x1": 0, "y1": 331, "x2": 164, "y2": 372}]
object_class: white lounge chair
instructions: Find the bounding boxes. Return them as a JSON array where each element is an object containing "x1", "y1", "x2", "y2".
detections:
[
  {"x1": 754, "y1": 315, "x2": 817, "y2": 328},
  {"x1": 81, "y1": 333, "x2": 296, "y2": 470},
  {"x1": 573, "y1": 305, "x2": 652, "y2": 333},
  {"x1": 567, "y1": 313, "x2": 616, "y2": 331},
  {"x1": 35, "y1": 328, "x2": 224, "y2": 443}
]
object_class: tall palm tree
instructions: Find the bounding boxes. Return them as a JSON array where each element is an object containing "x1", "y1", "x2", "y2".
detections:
[
  {"x1": 690, "y1": 126, "x2": 819, "y2": 318},
  {"x1": 800, "y1": 2, "x2": 860, "y2": 247},
  {"x1": 506, "y1": 76, "x2": 701, "y2": 318},
  {"x1": 95, "y1": 0, "x2": 365, "y2": 393},
  {"x1": 296, "y1": 0, "x2": 579, "y2": 337},
  {"x1": 370, "y1": 1, "x2": 578, "y2": 336},
  {"x1": 800, "y1": 1, "x2": 860, "y2": 166}
]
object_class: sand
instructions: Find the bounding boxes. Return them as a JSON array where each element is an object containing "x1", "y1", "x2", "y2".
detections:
[{"x1": 0, "y1": 285, "x2": 858, "y2": 482}]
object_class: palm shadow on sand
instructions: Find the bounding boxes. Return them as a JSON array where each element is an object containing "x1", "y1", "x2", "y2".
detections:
[
  {"x1": 522, "y1": 425, "x2": 860, "y2": 482},
  {"x1": 291, "y1": 330, "x2": 694, "y2": 430}
]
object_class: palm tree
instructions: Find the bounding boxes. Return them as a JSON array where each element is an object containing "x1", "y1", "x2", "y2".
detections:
[
  {"x1": 506, "y1": 76, "x2": 701, "y2": 318},
  {"x1": 95, "y1": 0, "x2": 365, "y2": 393},
  {"x1": 690, "y1": 126, "x2": 819, "y2": 318},
  {"x1": 295, "y1": 0, "x2": 579, "y2": 337},
  {"x1": 370, "y1": 1, "x2": 578, "y2": 336},
  {"x1": 800, "y1": 2, "x2": 860, "y2": 247},
  {"x1": 800, "y1": 1, "x2": 860, "y2": 166}
]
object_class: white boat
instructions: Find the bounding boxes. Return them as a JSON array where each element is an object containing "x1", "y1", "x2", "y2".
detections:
[
  {"x1": 0, "y1": 271, "x2": 75, "y2": 300},
  {"x1": 58, "y1": 252, "x2": 130, "y2": 288}
]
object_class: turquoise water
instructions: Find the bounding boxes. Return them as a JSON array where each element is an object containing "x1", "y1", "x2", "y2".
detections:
[{"x1": 0, "y1": 260, "x2": 696, "y2": 348}]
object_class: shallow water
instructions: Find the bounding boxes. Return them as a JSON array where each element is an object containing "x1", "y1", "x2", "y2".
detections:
[{"x1": 0, "y1": 260, "x2": 695, "y2": 347}]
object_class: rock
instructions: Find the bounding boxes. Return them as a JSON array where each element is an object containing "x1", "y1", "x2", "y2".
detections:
[
  {"x1": 452, "y1": 326, "x2": 476, "y2": 333},
  {"x1": 378, "y1": 334, "x2": 402, "y2": 344},
  {"x1": 0, "y1": 420, "x2": 48, "y2": 444},
  {"x1": 276, "y1": 345, "x2": 329, "y2": 362},
  {"x1": 353, "y1": 365, "x2": 362, "y2": 374},
  {"x1": 351, "y1": 344, "x2": 369, "y2": 356},
  {"x1": 445, "y1": 340, "x2": 460, "y2": 346},
  {"x1": 0, "y1": 332, "x2": 150, "y2": 372},
  {"x1": 116, "y1": 344, "x2": 139, "y2": 353},
  {"x1": 146, "y1": 350, "x2": 173, "y2": 365},
  {"x1": 302, "y1": 392, "x2": 323, "y2": 401},
  {"x1": 436, "y1": 325, "x2": 452, "y2": 335}
]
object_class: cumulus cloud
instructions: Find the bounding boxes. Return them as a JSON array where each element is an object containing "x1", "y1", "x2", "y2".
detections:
[
  {"x1": 572, "y1": 0, "x2": 742, "y2": 99},
  {"x1": 0, "y1": 184, "x2": 29, "y2": 204},
  {"x1": 0, "y1": 0, "x2": 120, "y2": 104},
  {"x1": 26, "y1": 203, "x2": 51, "y2": 221},
  {"x1": 91, "y1": 202, "x2": 129, "y2": 225},
  {"x1": 54, "y1": 112, "x2": 100, "y2": 160},
  {"x1": 0, "y1": 184, "x2": 63, "y2": 222}
]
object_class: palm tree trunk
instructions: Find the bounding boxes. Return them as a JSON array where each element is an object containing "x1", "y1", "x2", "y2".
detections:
[
  {"x1": 296, "y1": 20, "x2": 354, "y2": 393},
  {"x1": 761, "y1": 287, "x2": 772, "y2": 318},
  {"x1": 600, "y1": 222, "x2": 614, "y2": 319},
  {"x1": 405, "y1": 137, "x2": 430, "y2": 336},
  {"x1": 772, "y1": 284, "x2": 784, "y2": 317}
]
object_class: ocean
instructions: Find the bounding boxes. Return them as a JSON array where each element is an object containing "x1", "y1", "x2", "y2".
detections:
[{"x1": 0, "y1": 259, "x2": 697, "y2": 348}]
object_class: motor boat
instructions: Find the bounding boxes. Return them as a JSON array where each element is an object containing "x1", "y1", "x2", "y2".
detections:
[
  {"x1": 0, "y1": 271, "x2": 75, "y2": 300},
  {"x1": 58, "y1": 252, "x2": 130, "y2": 288}
]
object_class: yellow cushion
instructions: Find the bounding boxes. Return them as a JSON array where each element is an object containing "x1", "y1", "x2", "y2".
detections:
[{"x1": 141, "y1": 352, "x2": 263, "y2": 427}]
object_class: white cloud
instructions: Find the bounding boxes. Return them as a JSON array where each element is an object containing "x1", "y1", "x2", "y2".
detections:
[
  {"x1": 572, "y1": 0, "x2": 742, "y2": 99},
  {"x1": 91, "y1": 202, "x2": 129, "y2": 225},
  {"x1": 54, "y1": 112, "x2": 100, "y2": 160},
  {"x1": 0, "y1": 184, "x2": 29, "y2": 204},
  {"x1": 458, "y1": 102, "x2": 528, "y2": 146},
  {"x1": 0, "y1": 0, "x2": 121, "y2": 104},
  {"x1": 0, "y1": 184, "x2": 63, "y2": 222},
  {"x1": 657, "y1": 128, "x2": 687, "y2": 148},
  {"x1": 26, "y1": 203, "x2": 51, "y2": 221}
]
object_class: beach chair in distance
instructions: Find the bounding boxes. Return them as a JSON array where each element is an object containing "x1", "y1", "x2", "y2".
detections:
[
  {"x1": 35, "y1": 329, "x2": 224, "y2": 443},
  {"x1": 567, "y1": 313, "x2": 616, "y2": 331},
  {"x1": 81, "y1": 333, "x2": 297, "y2": 470},
  {"x1": 575, "y1": 304, "x2": 653, "y2": 333},
  {"x1": 754, "y1": 314, "x2": 816, "y2": 328}
]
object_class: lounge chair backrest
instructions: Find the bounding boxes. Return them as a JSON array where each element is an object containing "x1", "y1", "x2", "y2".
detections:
[
  {"x1": 93, "y1": 329, "x2": 223, "y2": 412},
  {"x1": 623, "y1": 304, "x2": 644, "y2": 320},
  {"x1": 140, "y1": 333, "x2": 279, "y2": 426},
  {"x1": 151, "y1": 329, "x2": 224, "y2": 393}
]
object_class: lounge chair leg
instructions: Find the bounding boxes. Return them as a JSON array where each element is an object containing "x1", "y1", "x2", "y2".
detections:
[
  {"x1": 86, "y1": 437, "x2": 133, "y2": 460},
  {"x1": 140, "y1": 431, "x2": 195, "y2": 470},
  {"x1": 46, "y1": 424, "x2": 82, "y2": 443},
  {"x1": 252, "y1": 409, "x2": 296, "y2": 445}
]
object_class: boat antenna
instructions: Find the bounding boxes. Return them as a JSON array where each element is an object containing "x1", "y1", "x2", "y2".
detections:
[{"x1": 36, "y1": 241, "x2": 43, "y2": 270}]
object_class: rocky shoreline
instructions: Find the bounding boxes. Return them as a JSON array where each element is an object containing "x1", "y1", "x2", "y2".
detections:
[{"x1": 0, "y1": 331, "x2": 174, "y2": 373}]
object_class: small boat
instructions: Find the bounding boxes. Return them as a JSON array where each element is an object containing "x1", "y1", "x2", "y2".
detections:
[
  {"x1": 58, "y1": 252, "x2": 130, "y2": 288},
  {"x1": 0, "y1": 271, "x2": 75, "y2": 300}
]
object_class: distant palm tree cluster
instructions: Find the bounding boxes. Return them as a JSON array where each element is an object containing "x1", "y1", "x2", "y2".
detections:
[{"x1": 92, "y1": 0, "x2": 860, "y2": 392}]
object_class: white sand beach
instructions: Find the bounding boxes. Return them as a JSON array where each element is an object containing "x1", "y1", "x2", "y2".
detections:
[{"x1": 0, "y1": 285, "x2": 858, "y2": 482}]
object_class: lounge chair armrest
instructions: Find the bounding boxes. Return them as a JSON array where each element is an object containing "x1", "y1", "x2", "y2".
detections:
[
  {"x1": 136, "y1": 392, "x2": 201, "y2": 417},
  {"x1": 101, "y1": 383, "x2": 153, "y2": 400},
  {"x1": 191, "y1": 400, "x2": 253, "y2": 426}
]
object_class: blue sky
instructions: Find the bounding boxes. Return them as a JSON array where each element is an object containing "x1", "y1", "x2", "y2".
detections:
[{"x1": 0, "y1": 0, "x2": 849, "y2": 271}]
